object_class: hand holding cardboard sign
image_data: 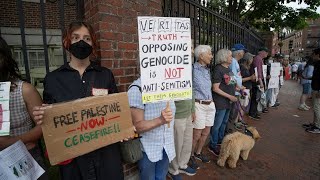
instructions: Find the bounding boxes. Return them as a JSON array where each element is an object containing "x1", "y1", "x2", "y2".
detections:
[
  {"x1": 160, "y1": 102, "x2": 173, "y2": 128},
  {"x1": 33, "y1": 104, "x2": 52, "y2": 125}
]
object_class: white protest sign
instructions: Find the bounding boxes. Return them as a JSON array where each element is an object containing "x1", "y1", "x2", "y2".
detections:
[
  {"x1": 0, "y1": 141, "x2": 45, "y2": 180},
  {"x1": 268, "y1": 63, "x2": 281, "y2": 89},
  {"x1": 254, "y1": 67, "x2": 258, "y2": 82},
  {"x1": 268, "y1": 77, "x2": 279, "y2": 89},
  {"x1": 138, "y1": 16, "x2": 192, "y2": 103},
  {"x1": 0, "y1": 82, "x2": 10, "y2": 111},
  {"x1": 262, "y1": 65, "x2": 267, "y2": 88},
  {"x1": 262, "y1": 65, "x2": 267, "y2": 78},
  {"x1": 0, "y1": 82, "x2": 11, "y2": 136},
  {"x1": 270, "y1": 63, "x2": 281, "y2": 77}
]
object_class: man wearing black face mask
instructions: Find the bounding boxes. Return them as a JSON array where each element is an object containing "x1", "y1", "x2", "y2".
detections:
[{"x1": 33, "y1": 22, "x2": 125, "y2": 180}]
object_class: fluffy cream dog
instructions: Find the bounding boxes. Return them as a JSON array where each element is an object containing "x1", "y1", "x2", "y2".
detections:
[{"x1": 217, "y1": 126, "x2": 261, "y2": 168}]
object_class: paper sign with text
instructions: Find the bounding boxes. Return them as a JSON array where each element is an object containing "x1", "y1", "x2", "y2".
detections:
[
  {"x1": 41, "y1": 92, "x2": 134, "y2": 165},
  {"x1": 137, "y1": 16, "x2": 192, "y2": 103},
  {"x1": 268, "y1": 63, "x2": 281, "y2": 89},
  {"x1": 254, "y1": 67, "x2": 258, "y2": 82},
  {"x1": 0, "y1": 140, "x2": 44, "y2": 180},
  {"x1": 262, "y1": 65, "x2": 267, "y2": 88},
  {"x1": 0, "y1": 82, "x2": 11, "y2": 136}
]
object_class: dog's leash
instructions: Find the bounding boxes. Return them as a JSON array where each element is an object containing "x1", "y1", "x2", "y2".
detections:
[{"x1": 235, "y1": 100, "x2": 247, "y2": 124}]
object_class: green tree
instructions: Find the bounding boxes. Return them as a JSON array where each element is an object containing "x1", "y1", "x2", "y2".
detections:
[{"x1": 208, "y1": 0, "x2": 320, "y2": 31}]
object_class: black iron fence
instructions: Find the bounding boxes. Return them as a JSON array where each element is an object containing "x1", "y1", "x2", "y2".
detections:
[
  {"x1": 162, "y1": 0, "x2": 264, "y2": 56},
  {"x1": 0, "y1": 0, "x2": 84, "y2": 87}
]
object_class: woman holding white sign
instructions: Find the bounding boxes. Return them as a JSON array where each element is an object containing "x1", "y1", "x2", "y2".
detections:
[
  {"x1": 33, "y1": 22, "x2": 124, "y2": 180},
  {"x1": 0, "y1": 37, "x2": 47, "y2": 179}
]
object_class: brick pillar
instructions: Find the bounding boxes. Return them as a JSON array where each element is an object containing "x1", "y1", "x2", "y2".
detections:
[
  {"x1": 84, "y1": 0, "x2": 162, "y2": 179},
  {"x1": 84, "y1": 0, "x2": 162, "y2": 92}
]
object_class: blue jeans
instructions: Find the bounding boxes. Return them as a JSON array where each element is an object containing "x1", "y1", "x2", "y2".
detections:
[
  {"x1": 210, "y1": 109, "x2": 231, "y2": 149},
  {"x1": 138, "y1": 149, "x2": 169, "y2": 180},
  {"x1": 266, "y1": 88, "x2": 272, "y2": 105}
]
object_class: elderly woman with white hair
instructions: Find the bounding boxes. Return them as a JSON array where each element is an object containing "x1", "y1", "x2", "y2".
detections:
[
  {"x1": 189, "y1": 45, "x2": 216, "y2": 169},
  {"x1": 208, "y1": 49, "x2": 238, "y2": 156}
]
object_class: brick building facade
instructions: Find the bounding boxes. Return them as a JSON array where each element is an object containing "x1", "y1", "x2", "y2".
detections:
[
  {"x1": 272, "y1": 18, "x2": 320, "y2": 61},
  {"x1": 1, "y1": 0, "x2": 164, "y2": 179}
]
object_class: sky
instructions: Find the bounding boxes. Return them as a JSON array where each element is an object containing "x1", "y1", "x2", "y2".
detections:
[{"x1": 284, "y1": 1, "x2": 320, "y2": 13}]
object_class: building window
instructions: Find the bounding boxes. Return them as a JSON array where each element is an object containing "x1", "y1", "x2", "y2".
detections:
[
  {"x1": 307, "y1": 30, "x2": 312, "y2": 37},
  {"x1": 29, "y1": 50, "x2": 45, "y2": 68},
  {"x1": 14, "y1": 49, "x2": 46, "y2": 69}
]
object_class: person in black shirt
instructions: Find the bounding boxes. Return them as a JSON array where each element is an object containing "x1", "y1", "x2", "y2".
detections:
[
  {"x1": 239, "y1": 52, "x2": 256, "y2": 112},
  {"x1": 33, "y1": 22, "x2": 124, "y2": 179},
  {"x1": 240, "y1": 52, "x2": 255, "y2": 91},
  {"x1": 305, "y1": 48, "x2": 320, "y2": 134},
  {"x1": 208, "y1": 49, "x2": 237, "y2": 156}
]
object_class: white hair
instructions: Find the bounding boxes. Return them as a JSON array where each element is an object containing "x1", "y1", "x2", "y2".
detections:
[
  {"x1": 215, "y1": 49, "x2": 231, "y2": 64},
  {"x1": 194, "y1": 45, "x2": 211, "y2": 61},
  {"x1": 232, "y1": 50, "x2": 243, "y2": 58}
]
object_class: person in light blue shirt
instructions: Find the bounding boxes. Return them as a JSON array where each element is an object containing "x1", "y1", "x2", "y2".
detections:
[
  {"x1": 299, "y1": 57, "x2": 314, "y2": 110},
  {"x1": 191, "y1": 45, "x2": 216, "y2": 166},
  {"x1": 228, "y1": 44, "x2": 246, "y2": 129},
  {"x1": 128, "y1": 78, "x2": 176, "y2": 180}
]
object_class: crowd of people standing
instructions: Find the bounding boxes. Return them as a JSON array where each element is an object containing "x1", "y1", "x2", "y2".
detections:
[{"x1": 1, "y1": 20, "x2": 319, "y2": 180}]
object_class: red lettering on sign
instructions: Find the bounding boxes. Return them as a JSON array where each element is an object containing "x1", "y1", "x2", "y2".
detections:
[{"x1": 165, "y1": 67, "x2": 184, "y2": 79}]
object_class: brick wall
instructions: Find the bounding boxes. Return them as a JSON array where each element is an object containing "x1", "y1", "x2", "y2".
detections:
[
  {"x1": 84, "y1": 0, "x2": 163, "y2": 178},
  {"x1": 0, "y1": 0, "x2": 76, "y2": 29},
  {"x1": 84, "y1": 0, "x2": 163, "y2": 92}
]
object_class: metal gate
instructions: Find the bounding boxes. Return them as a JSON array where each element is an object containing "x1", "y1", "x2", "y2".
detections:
[
  {"x1": 162, "y1": 0, "x2": 264, "y2": 55},
  {"x1": 0, "y1": 0, "x2": 84, "y2": 90}
]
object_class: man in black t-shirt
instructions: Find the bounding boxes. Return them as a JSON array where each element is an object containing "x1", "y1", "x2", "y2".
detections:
[{"x1": 305, "y1": 48, "x2": 320, "y2": 134}]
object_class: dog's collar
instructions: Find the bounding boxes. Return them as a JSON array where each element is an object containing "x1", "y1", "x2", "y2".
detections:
[{"x1": 244, "y1": 129, "x2": 254, "y2": 139}]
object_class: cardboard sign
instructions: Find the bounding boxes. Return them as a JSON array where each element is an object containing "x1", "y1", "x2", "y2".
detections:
[
  {"x1": 137, "y1": 16, "x2": 193, "y2": 103},
  {"x1": 41, "y1": 92, "x2": 134, "y2": 165}
]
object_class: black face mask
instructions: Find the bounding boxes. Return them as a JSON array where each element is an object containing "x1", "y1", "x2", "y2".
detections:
[{"x1": 68, "y1": 40, "x2": 93, "y2": 60}]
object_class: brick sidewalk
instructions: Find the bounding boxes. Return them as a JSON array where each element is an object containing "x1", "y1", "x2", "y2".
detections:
[{"x1": 182, "y1": 80, "x2": 320, "y2": 179}]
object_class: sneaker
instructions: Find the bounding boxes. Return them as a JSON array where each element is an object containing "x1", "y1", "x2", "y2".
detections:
[
  {"x1": 239, "y1": 121, "x2": 248, "y2": 126},
  {"x1": 275, "y1": 102, "x2": 280, "y2": 107},
  {"x1": 179, "y1": 166, "x2": 196, "y2": 176},
  {"x1": 270, "y1": 104, "x2": 278, "y2": 108},
  {"x1": 262, "y1": 108, "x2": 269, "y2": 113},
  {"x1": 167, "y1": 172, "x2": 182, "y2": 180},
  {"x1": 208, "y1": 146, "x2": 220, "y2": 157},
  {"x1": 188, "y1": 156, "x2": 200, "y2": 170},
  {"x1": 194, "y1": 153, "x2": 210, "y2": 163},
  {"x1": 306, "y1": 126, "x2": 320, "y2": 134},
  {"x1": 249, "y1": 115, "x2": 260, "y2": 120},
  {"x1": 234, "y1": 122, "x2": 243, "y2": 130},
  {"x1": 303, "y1": 104, "x2": 311, "y2": 109},
  {"x1": 302, "y1": 123, "x2": 314, "y2": 128},
  {"x1": 298, "y1": 105, "x2": 309, "y2": 111}
]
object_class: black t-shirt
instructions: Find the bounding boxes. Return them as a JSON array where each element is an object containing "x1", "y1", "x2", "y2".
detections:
[
  {"x1": 212, "y1": 64, "x2": 236, "y2": 109},
  {"x1": 43, "y1": 62, "x2": 118, "y2": 103},
  {"x1": 43, "y1": 61, "x2": 123, "y2": 180},
  {"x1": 240, "y1": 64, "x2": 252, "y2": 89},
  {"x1": 312, "y1": 60, "x2": 320, "y2": 91}
]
